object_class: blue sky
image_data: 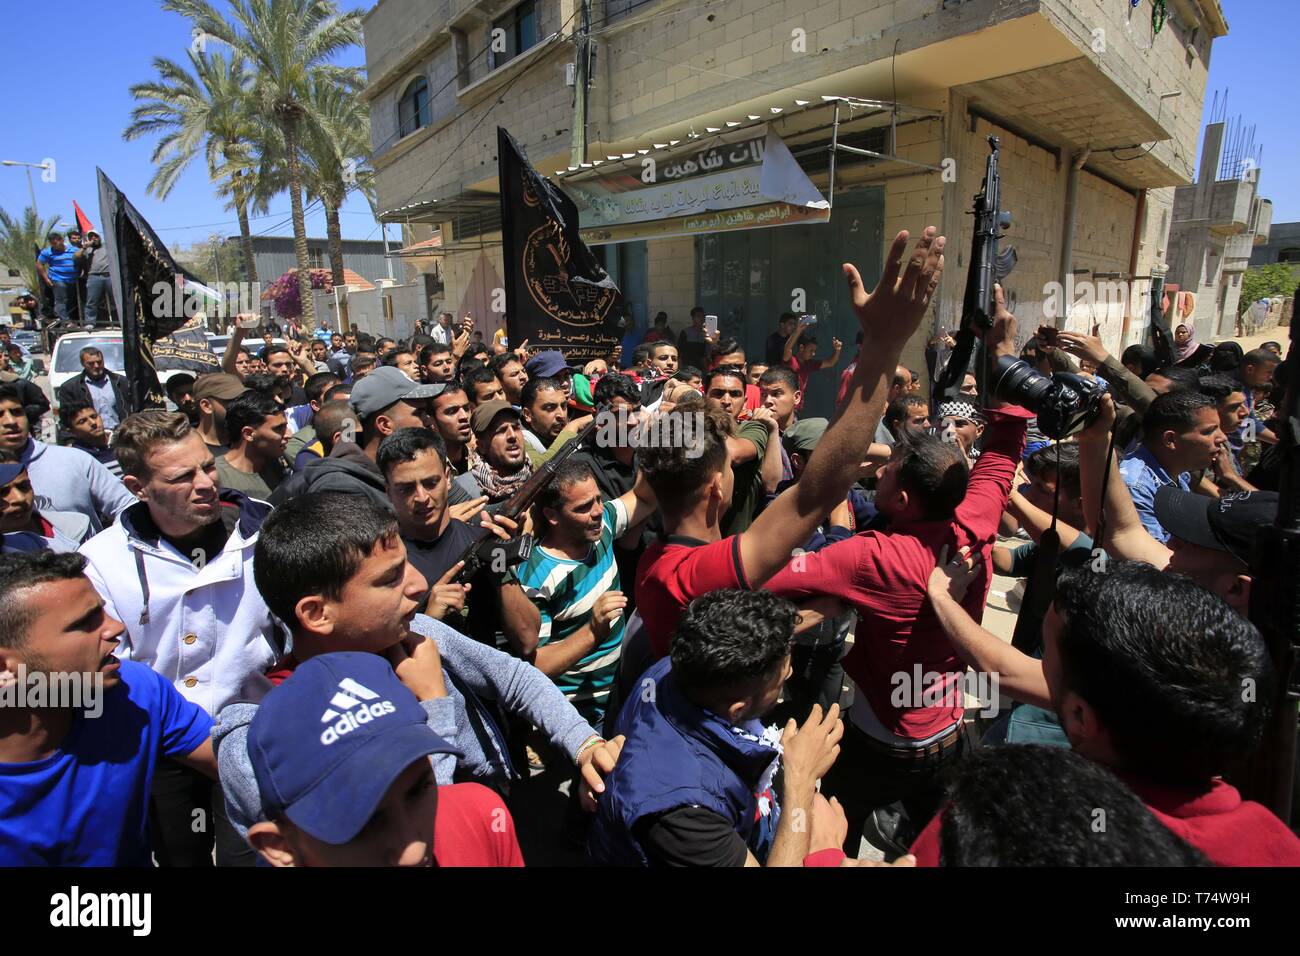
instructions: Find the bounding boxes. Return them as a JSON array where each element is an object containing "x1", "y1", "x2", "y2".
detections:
[{"x1": 0, "y1": 0, "x2": 1293, "y2": 258}]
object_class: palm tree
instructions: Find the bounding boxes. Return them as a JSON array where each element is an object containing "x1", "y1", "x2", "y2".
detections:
[
  {"x1": 124, "y1": 48, "x2": 262, "y2": 289},
  {"x1": 164, "y1": 0, "x2": 364, "y2": 328},
  {"x1": 0, "y1": 206, "x2": 62, "y2": 298},
  {"x1": 248, "y1": 75, "x2": 374, "y2": 327}
]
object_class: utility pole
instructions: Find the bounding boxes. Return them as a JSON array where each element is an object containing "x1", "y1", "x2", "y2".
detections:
[{"x1": 569, "y1": 0, "x2": 592, "y2": 168}]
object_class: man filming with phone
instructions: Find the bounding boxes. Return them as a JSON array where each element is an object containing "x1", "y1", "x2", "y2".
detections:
[{"x1": 783, "y1": 314, "x2": 842, "y2": 411}]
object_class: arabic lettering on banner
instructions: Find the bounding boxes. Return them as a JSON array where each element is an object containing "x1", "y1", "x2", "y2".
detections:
[
  {"x1": 575, "y1": 166, "x2": 766, "y2": 230},
  {"x1": 579, "y1": 201, "x2": 831, "y2": 246},
  {"x1": 151, "y1": 316, "x2": 221, "y2": 374},
  {"x1": 497, "y1": 127, "x2": 624, "y2": 362},
  {"x1": 653, "y1": 136, "x2": 766, "y2": 183}
]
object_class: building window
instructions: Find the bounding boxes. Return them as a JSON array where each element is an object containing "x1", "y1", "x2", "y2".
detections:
[
  {"x1": 489, "y1": 0, "x2": 538, "y2": 70},
  {"x1": 398, "y1": 76, "x2": 431, "y2": 138},
  {"x1": 1279, "y1": 248, "x2": 1300, "y2": 264}
]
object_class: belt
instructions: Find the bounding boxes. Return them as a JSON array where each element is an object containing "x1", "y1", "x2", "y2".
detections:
[{"x1": 853, "y1": 720, "x2": 965, "y2": 763}]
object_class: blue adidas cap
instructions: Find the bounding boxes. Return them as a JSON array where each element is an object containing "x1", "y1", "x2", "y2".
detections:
[{"x1": 247, "y1": 652, "x2": 458, "y2": 845}]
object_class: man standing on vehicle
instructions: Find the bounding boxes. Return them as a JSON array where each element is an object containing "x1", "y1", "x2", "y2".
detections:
[
  {"x1": 56, "y1": 346, "x2": 130, "y2": 432},
  {"x1": 37, "y1": 232, "x2": 79, "y2": 327}
]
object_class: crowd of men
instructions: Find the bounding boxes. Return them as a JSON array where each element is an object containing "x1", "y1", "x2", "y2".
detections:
[
  {"x1": 32, "y1": 227, "x2": 114, "y2": 330},
  {"x1": 1, "y1": 223, "x2": 1298, "y2": 869}
]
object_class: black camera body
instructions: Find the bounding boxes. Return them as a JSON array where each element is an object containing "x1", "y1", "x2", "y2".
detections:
[{"x1": 991, "y1": 355, "x2": 1105, "y2": 439}]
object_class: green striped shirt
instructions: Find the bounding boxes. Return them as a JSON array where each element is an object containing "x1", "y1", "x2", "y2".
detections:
[{"x1": 517, "y1": 498, "x2": 628, "y2": 724}]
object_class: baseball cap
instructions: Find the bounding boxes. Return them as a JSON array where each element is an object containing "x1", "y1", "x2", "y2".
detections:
[
  {"x1": 193, "y1": 373, "x2": 249, "y2": 402},
  {"x1": 1153, "y1": 485, "x2": 1279, "y2": 566},
  {"x1": 525, "y1": 350, "x2": 571, "y2": 379},
  {"x1": 349, "y1": 366, "x2": 445, "y2": 419},
  {"x1": 782, "y1": 417, "x2": 828, "y2": 456},
  {"x1": 247, "y1": 652, "x2": 459, "y2": 845},
  {"x1": 470, "y1": 399, "x2": 521, "y2": 435}
]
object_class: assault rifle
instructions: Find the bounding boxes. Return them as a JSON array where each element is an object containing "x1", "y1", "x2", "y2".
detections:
[
  {"x1": 932, "y1": 135, "x2": 1017, "y2": 405},
  {"x1": 450, "y1": 416, "x2": 600, "y2": 584},
  {"x1": 1241, "y1": 284, "x2": 1300, "y2": 824}
]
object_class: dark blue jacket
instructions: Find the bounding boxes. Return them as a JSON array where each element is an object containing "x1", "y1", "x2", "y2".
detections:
[{"x1": 587, "y1": 657, "x2": 781, "y2": 866}]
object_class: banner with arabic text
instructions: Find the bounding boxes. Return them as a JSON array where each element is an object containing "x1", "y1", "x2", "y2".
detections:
[{"x1": 567, "y1": 128, "x2": 830, "y2": 245}]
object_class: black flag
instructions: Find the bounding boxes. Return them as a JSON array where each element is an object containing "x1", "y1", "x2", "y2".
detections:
[
  {"x1": 497, "y1": 128, "x2": 622, "y2": 362},
  {"x1": 97, "y1": 168, "x2": 217, "y2": 411}
]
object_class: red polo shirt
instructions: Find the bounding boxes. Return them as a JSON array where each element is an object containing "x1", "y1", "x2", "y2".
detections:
[
  {"x1": 435, "y1": 782, "x2": 526, "y2": 867},
  {"x1": 636, "y1": 534, "x2": 750, "y2": 660},
  {"x1": 907, "y1": 776, "x2": 1300, "y2": 867},
  {"x1": 765, "y1": 407, "x2": 1030, "y2": 740}
]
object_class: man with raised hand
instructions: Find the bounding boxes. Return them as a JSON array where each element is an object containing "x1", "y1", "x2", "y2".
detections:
[
  {"x1": 762, "y1": 283, "x2": 1028, "y2": 858},
  {"x1": 633, "y1": 227, "x2": 946, "y2": 662}
]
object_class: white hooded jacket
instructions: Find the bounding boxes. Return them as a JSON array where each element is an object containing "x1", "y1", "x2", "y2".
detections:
[{"x1": 79, "y1": 490, "x2": 279, "y2": 716}]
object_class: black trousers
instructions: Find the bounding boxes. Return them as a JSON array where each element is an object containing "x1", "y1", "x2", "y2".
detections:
[
  {"x1": 149, "y1": 758, "x2": 255, "y2": 867},
  {"x1": 820, "y1": 717, "x2": 969, "y2": 857}
]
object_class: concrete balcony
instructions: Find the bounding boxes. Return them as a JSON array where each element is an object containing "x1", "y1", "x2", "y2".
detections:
[
  {"x1": 1223, "y1": 233, "x2": 1255, "y2": 262},
  {"x1": 1207, "y1": 178, "x2": 1255, "y2": 234}
]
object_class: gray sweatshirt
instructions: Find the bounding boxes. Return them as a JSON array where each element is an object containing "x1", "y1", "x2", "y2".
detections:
[
  {"x1": 212, "y1": 613, "x2": 597, "y2": 838},
  {"x1": 20, "y1": 438, "x2": 135, "y2": 533}
]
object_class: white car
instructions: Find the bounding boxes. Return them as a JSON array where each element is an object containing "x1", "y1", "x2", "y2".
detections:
[{"x1": 49, "y1": 331, "x2": 216, "y2": 408}]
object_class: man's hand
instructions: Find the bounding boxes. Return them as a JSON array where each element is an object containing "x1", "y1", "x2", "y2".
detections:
[
  {"x1": 928, "y1": 544, "x2": 980, "y2": 605},
  {"x1": 425, "y1": 562, "x2": 470, "y2": 619},
  {"x1": 479, "y1": 511, "x2": 521, "y2": 541},
  {"x1": 750, "y1": 406, "x2": 779, "y2": 434},
  {"x1": 780, "y1": 703, "x2": 843, "y2": 787},
  {"x1": 565, "y1": 413, "x2": 595, "y2": 434},
  {"x1": 449, "y1": 496, "x2": 489, "y2": 523},
  {"x1": 576, "y1": 735, "x2": 625, "y2": 812},
  {"x1": 794, "y1": 595, "x2": 847, "y2": 635},
  {"x1": 384, "y1": 635, "x2": 447, "y2": 701},
  {"x1": 591, "y1": 591, "x2": 628, "y2": 641},
  {"x1": 809, "y1": 792, "x2": 849, "y2": 854},
  {"x1": 1078, "y1": 392, "x2": 1117, "y2": 444},
  {"x1": 830, "y1": 336, "x2": 843, "y2": 354},
  {"x1": 1055, "y1": 330, "x2": 1109, "y2": 366},
  {"x1": 985, "y1": 283, "x2": 1017, "y2": 361},
  {"x1": 662, "y1": 378, "x2": 698, "y2": 403},
  {"x1": 843, "y1": 227, "x2": 945, "y2": 349}
]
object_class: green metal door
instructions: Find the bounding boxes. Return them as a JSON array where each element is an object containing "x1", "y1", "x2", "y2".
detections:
[{"x1": 694, "y1": 188, "x2": 884, "y2": 418}]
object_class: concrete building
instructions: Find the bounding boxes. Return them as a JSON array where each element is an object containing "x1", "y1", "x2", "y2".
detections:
[
  {"x1": 1250, "y1": 221, "x2": 1300, "y2": 268},
  {"x1": 246, "y1": 235, "x2": 393, "y2": 287},
  {"x1": 362, "y1": 0, "x2": 1228, "y2": 414},
  {"x1": 1166, "y1": 120, "x2": 1273, "y2": 339}
]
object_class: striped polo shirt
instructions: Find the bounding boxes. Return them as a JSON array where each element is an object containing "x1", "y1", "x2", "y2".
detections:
[{"x1": 516, "y1": 498, "x2": 629, "y2": 724}]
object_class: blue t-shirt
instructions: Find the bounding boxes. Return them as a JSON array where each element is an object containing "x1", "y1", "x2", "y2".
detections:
[
  {"x1": 0, "y1": 660, "x2": 213, "y2": 866},
  {"x1": 38, "y1": 247, "x2": 78, "y2": 284}
]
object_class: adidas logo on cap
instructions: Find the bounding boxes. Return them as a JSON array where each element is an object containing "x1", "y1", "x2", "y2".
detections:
[{"x1": 318, "y1": 677, "x2": 398, "y2": 745}]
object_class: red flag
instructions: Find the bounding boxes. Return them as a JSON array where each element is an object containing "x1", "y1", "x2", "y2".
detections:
[{"x1": 72, "y1": 200, "x2": 95, "y2": 235}]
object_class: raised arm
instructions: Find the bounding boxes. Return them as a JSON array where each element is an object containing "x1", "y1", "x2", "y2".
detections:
[
  {"x1": 782, "y1": 321, "x2": 805, "y2": 362},
  {"x1": 223, "y1": 321, "x2": 251, "y2": 376},
  {"x1": 926, "y1": 549, "x2": 1050, "y2": 708},
  {"x1": 953, "y1": 287, "x2": 1029, "y2": 543},
  {"x1": 1077, "y1": 393, "x2": 1171, "y2": 567},
  {"x1": 741, "y1": 228, "x2": 946, "y2": 587}
]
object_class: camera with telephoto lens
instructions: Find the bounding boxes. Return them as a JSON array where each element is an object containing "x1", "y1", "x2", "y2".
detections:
[{"x1": 990, "y1": 354, "x2": 1105, "y2": 439}]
